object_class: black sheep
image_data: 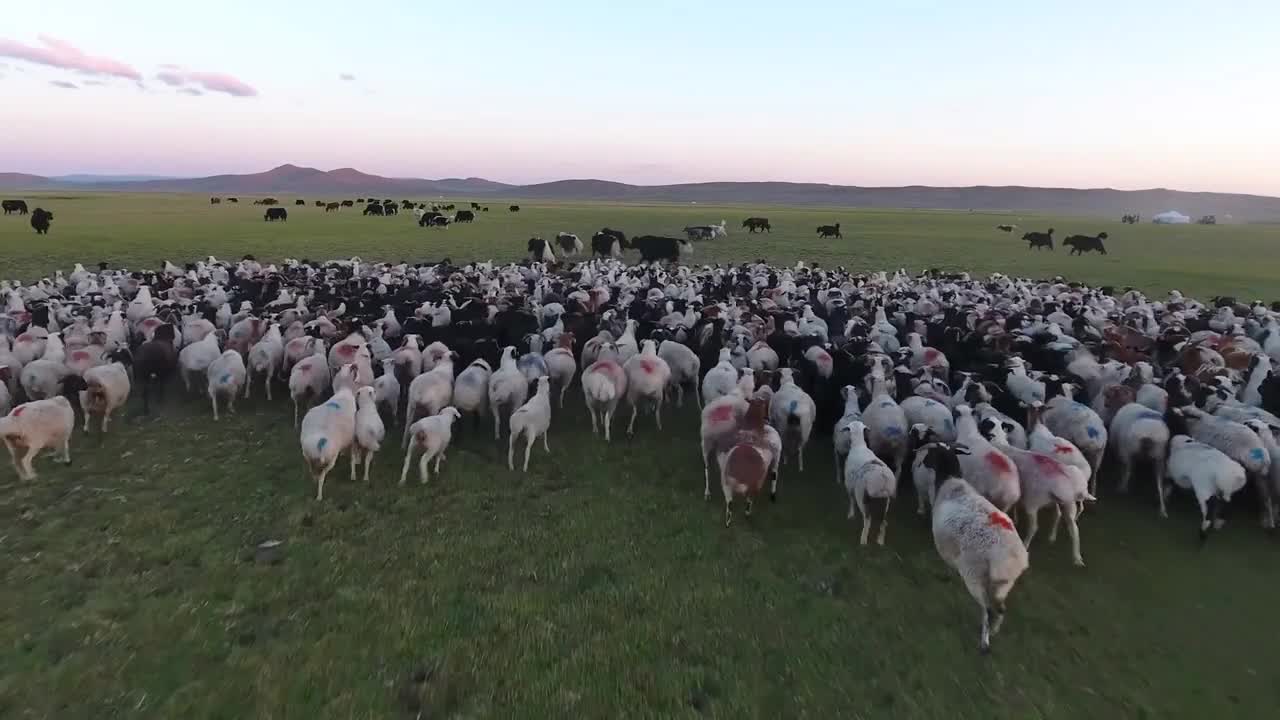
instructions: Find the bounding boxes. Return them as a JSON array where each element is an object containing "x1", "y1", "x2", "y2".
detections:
[{"x1": 135, "y1": 324, "x2": 179, "y2": 414}]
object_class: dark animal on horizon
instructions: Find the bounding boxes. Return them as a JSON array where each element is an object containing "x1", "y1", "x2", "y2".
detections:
[
  {"x1": 30, "y1": 208, "x2": 53, "y2": 234},
  {"x1": 471, "y1": 202, "x2": 481, "y2": 210},
  {"x1": 357, "y1": 198, "x2": 365, "y2": 203},
  {"x1": 631, "y1": 235, "x2": 691, "y2": 263},
  {"x1": 418, "y1": 211, "x2": 443, "y2": 227},
  {"x1": 454, "y1": 210, "x2": 475, "y2": 223},
  {"x1": 295, "y1": 199, "x2": 305, "y2": 206},
  {"x1": 2, "y1": 199, "x2": 29, "y2": 215},
  {"x1": 382, "y1": 202, "x2": 398, "y2": 216},
  {"x1": 1198, "y1": 215, "x2": 1217, "y2": 225},
  {"x1": 817, "y1": 222, "x2": 842, "y2": 239},
  {"x1": 363, "y1": 202, "x2": 385, "y2": 216},
  {"x1": 1063, "y1": 232, "x2": 1108, "y2": 255},
  {"x1": 1023, "y1": 228, "x2": 1054, "y2": 250},
  {"x1": 742, "y1": 216, "x2": 771, "y2": 233},
  {"x1": 482, "y1": 207, "x2": 489, "y2": 212},
  {"x1": 1121, "y1": 213, "x2": 1140, "y2": 224},
  {"x1": 315, "y1": 200, "x2": 326, "y2": 207},
  {"x1": 264, "y1": 207, "x2": 288, "y2": 222},
  {"x1": 341, "y1": 200, "x2": 354, "y2": 207},
  {"x1": 260, "y1": 198, "x2": 278, "y2": 206},
  {"x1": 509, "y1": 205, "x2": 521, "y2": 212},
  {"x1": 528, "y1": 237, "x2": 555, "y2": 262},
  {"x1": 555, "y1": 232, "x2": 583, "y2": 256},
  {"x1": 428, "y1": 216, "x2": 451, "y2": 228},
  {"x1": 402, "y1": 200, "x2": 416, "y2": 210},
  {"x1": 210, "y1": 197, "x2": 221, "y2": 205},
  {"x1": 442, "y1": 204, "x2": 455, "y2": 212},
  {"x1": 995, "y1": 224, "x2": 1016, "y2": 232},
  {"x1": 326, "y1": 202, "x2": 341, "y2": 212},
  {"x1": 226, "y1": 197, "x2": 238, "y2": 203},
  {"x1": 591, "y1": 231, "x2": 624, "y2": 258}
]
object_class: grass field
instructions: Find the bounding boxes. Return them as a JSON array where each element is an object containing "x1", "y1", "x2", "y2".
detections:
[{"x1": 2, "y1": 194, "x2": 1280, "y2": 719}]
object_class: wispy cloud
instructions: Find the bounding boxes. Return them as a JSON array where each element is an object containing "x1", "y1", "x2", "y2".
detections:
[
  {"x1": 155, "y1": 67, "x2": 257, "y2": 97},
  {"x1": 82, "y1": 79, "x2": 105, "y2": 86},
  {"x1": 0, "y1": 35, "x2": 141, "y2": 80},
  {"x1": 49, "y1": 79, "x2": 78, "y2": 89},
  {"x1": 179, "y1": 87, "x2": 202, "y2": 96},
  {"x1": 339, "y1": 73, "x2": 355, "y2": 81}
]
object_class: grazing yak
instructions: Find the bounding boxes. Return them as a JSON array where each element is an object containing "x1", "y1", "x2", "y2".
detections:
[
  {"x1": 591, "y1": 231, "x2": 624, "y2": 258},
  {"x1": 210, "y1": 197, "x2": 222, "y2": 205},
  {"x1": 416, "y1": 210, "x2": 443, "y2": 226},
  {"x1": 1063, "y1": 232, "x2": 1108, "y2": 255},
  {"x1": 265, "y1": 207, "x2": 288, "y2": 222},
  {"x1": 326, "y1": 202, "x2": 341, "y2": 212},
  {"x1": 631, "y1": 235, "x2": 692, "y2": 263},
  {"x1": 482, "y1": 207, "x2": 490, "y2": 212},
  {"x1": 30, "y1": 208, "x2": 53, "y2": 234},
  {"x1": 341, "y1": 200, "x2": 354, "y2": 207},
  {"x1": 470, "y1": 202, "x2": 481, "y2": 210},
  {"x1": 382, "y1": 202, "x2": 398, "y2": 216},
  {"x1": 509, "y1": 205, "x2": 521, "y2": 212},
  {"x1": 401, "y1": 200, "x2": 416, "y2": 210},
  {"x1": 817, "y1": 222, "x2": 842, "y2": 239},
  {"x1": 363, "y1": 202, "x2": 385, "y2": 216},
  {"x1": 683, "y1": 221, "x2": 726, "y2": 241},
  {"x1": 555, "y1": 232, "x2": 583, "y2": 256},
  {"x1": 295, "y1": 199, "x2": 306, "y2": 206},
  {"x1": 995, "y1": 224, "x2": 1017, "y2": 232},
  {"x1": 454, "y1": 210, "x2": 475, "y2": 223},
  {"x1": 227, "y1": 197, "x2": 238, "y2": 203},
  {"x1": 3, "y1": 199, "x2": 30, "y2": 215},
  {"x1": 315, "y1": 200, "x2": 326, "y2": 207},
  {"x1": 742, "y1": 216, "x2": 771, "y2": 233},
  {"x1": 1023, "y1": 228, "x2": 1054, "y2": 250},
  {"x1": 528, "y1": 237, "x2": 556, "y2": 263},
  {"x1": 427, "y1": 216, "x2": 451, "y2": 228}
]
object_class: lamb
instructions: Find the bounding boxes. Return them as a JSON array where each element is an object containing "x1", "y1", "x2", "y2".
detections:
[
  {"x1": 179, "y1": 331, "x2": 222, "y2": 394},
  {"x1": 983, "y1": 418, "x2": 1092, "y2": 566},
  {"x1": 452, "y1": 359, "x2": 492, "y2": 427},
  {"x1": 1167, "y1": 406, "x2": 1273, "y2": 528},
  {"x1": 582, "y1": 343, "x2": 628, "y2": 442},
  {"x1": 927, "y1": 442, "x2": 1029, "y2": 653},
  {"x1": 404, "y1": 351, "x2": 458, "y2": 446},
  {"x1": 715, "y1": 398, "x2": 777, "y2": 527},
  {"x1": 861, "y1": 373, "x2": 909, "y2": 481},
  {"x1": 768, "y1": 368, "x2": 817, "y2": 476},
  {"x1": 700, "y1": 348, "x2": 739, "y2": 404},
  {"x1": 0, "y1": 397, "x2": 75, "y2": 479},
  {"x1": 1041, "y1": 385, "x2": 1108, "y2": 496},
  {"x1": 245, "y1": 322, "x2": 284, "y2": 400},
  {"x1": 79, "y1": 359, "x2": 131, "y2": 433},
  {"x1": 953, "y1": 405, "x2": 1021, "y2": 512},
  {"x1": 543, "y1": 333, "x2": 578, "y2": 408},
  {"x1": 1166, "y1": 435, "x2": 1248, "y2": 541},
  {"x1": 658, "y1": 339, "x2": 700, "y2": 408},
  {"x1": 288, "y1": 343, "x2": 331, "y2": 426},
  {"x1": 372, "y1": 358, "x2": 400, "y2": 422},
  {"x1": 351, "y1": 386, "x2": 386, "y2": 485},
  {"x1": 298, "y1": 387, "x2": 357, "y2": 500},
  {"x1": 623, "y1": 339, "x2": 671, "y2": 434},
  {"x1": 1108, "y1": 402, "x2": 1171, "y2": 508},
  {"x1": 488, "y1": 346, "x2": 528, "y2": 440},
  {"x1": 207, "y1": 349, "x2": 247, "y2": 420},
  {"x1": 508, "y1": 376, "x2": 553, "y2": 472},
  {"x1": 840, "y1": 420, "x2": 898, "y2": 545},
  {"x1": 399, "y1": 407, "x2": 462, "y2": 485}
]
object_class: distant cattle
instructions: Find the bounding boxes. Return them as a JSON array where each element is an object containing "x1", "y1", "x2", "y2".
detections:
[
  {"x1": 1198, "y1": 215, "x2": 1217, "y2": 225},
  {"x1": 482, "y1": 207, "x2": 490, "y2": 212},
  {"x1": 442, "y1": 204, "x2": 456, "y2": 212},
  {"x1": 210, "y1": 197, "x2": 222, "y2": 205},
  {"x1": 382, "y1": 202, "x2": 398, "y2": 215},
  {"x1": 364, "y1": 202, "x2": 385, "y2": 216},
  {"x1": 742, "y1": 216, "x2": 771, "y2": 233},
  {"x1": 341, "y1": 200, "x2": 354, "y2": 207},
  {"x1": 382, "y1": 198, "x2": 393, "y2": 205},
  {"x1": 684, "y1": 220, "x2": 726, "y2": 241},
  {"x1": 509, "y1": 205, "x2": 521, "y2": 212},
  {"x1": 30, "y1": 208, "x2": 53, "y2": 234},
  {"x1": 454, "y1": 210, "x2": 475, "y2": 223},
  {"x1": 470, "y1": 202, "x2": 481, "y2": 210},
  {"x1": 326, "y1": 202, "x2": 341, "y2": 212},
  {"x1": 402, "y1": 200, "x2": 416, "y2": 210},
  {"x1": 260, "y1": 198, "x2": 279, "y2": 206},
  {"x1": 1063, "y1": 232, "x2": 1108, "y2": 255},
  {"x1": 555, "y1": 232, "x2": 583, "y2": 256},
  {"x1": 595, "y1": 227, "x2": 627, "y2": 249},
  {"x1": 1121, "y1": 213, "x2": 1140, "y2": 224},
  {"x1": 227, "y1": 197, "x2": 238, "y2": 203},
  {"x1": 357, "y1": 198, "x2": 365, "y2": 203},
  {"x1": 2, "y1": 199, "x2": 29, "y2": 215},
  {"x1": 631, "y1": 235, "x2": 692, "y2": 263},
  {"x1": 295, "y1": 199, "x2": 306, "y2": 206},
  {"x1": 417, "y1": 210, "x2": 443, "y2": 226},
  {"x1": 265, "y1": 207, "x2": 288, "y2": 222},
  {"x1": 527, "y1": 237, "x2": 555, "y2": 263},
  {"x1": 591, "y1": 231, "x2": 624, "y2": 258},
  {"x1": 816, "y1": 222, "x2": 842, "y2": 239},
  {"x1": 995, "y1": 224, "x2": 1017, "y2": 232},
  {"x1": 315, "y1": 200, "x2": 326, "y2": 207},
  {"x1": 428, "y1": 216, "x2": 451, "y2": 228},
  {"x1": 1023, "y1": 228, "x2": 1054, "y2": 250}
]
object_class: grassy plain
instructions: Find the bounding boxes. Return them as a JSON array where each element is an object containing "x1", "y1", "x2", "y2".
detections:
[{"x1": 1, "y1": 194, "x2": 1279, "y2": 719}]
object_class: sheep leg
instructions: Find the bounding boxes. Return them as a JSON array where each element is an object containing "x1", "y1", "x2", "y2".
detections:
[
  {"x1": 673, "y1": 383, "x2": 683, "y2": 408},
  {"x1": 798, "y1": 443, "x2": 805, "y2": 472},
  {"x1": 541, "y1": 431, "x2": 550, "y2": 453},
  {"x1": 1116, "y1": 459, "x2": 1132, "y2": 494},
  {"x1": 265, "y1": 365, "x2": 275, "y2": 401},
  {"x1": 19, "y1": 445, "x2": 39, "y2": 480},
  {"x1": 857, "y1": 492, "x2": 871, "y2": 545},
  {"x1": 1048, "y1": 504, "x2": 1062, "y2": 542},
  {"x1": 507, "y1": 431, "x2": 517, "y2": 470},
  {"x1": 419, "y1": 452, "x2": 433, "y2": 485},
  {"x1": 603, "y1": 409, "x2": 612, "y2": 443},
  {"x1": 723, "y1": 487, "x2": 734, "y2": 527},
  {"x1": 101, "y1": 412, "x2": 110, "y2": 434},
  {"x1": 1022, "y1": 507, "x2": 1040, "y2": 550},
  {"x1": 362, "y1": 450, "x2": 373, "y2": 485},
  {"x1": 876, "y1": 497, "x2": 891, "y2": 545},
  {"x1": 293, "y1": 400, "x2": 300, "y2": 428},
  {"x1": 655, "y1": 396, "x2": 663, "y2": 430},
  {"x1": 493, "y1": 407, "x2": 502, "y2": 441},
  {"x1": 587, "y1": 406, "x2": 598, "y2": 434},
  {"x1": 522, "y1": 436, "x2": 534, "y2": 472},
  {"x1": 244, "y1": 371, "x2": 252, "y2": 400},
  {"x1": 433, "y1": 452, "x2": 443, "y2": 475},
  {"x1": 979, "y1": 607, "x2": 994, "y2": 654},
  {"x1": 627, "y1": 404, "x2": 638, "y2": 436},
  {"x1": 210, "y1": 394, "x2": 220, "y2": 422},
  {"x1": 349, "y1": 450, "x2": 358, "y2": 482},
  {"x1": 559, "y1": 383, "x2": 568, "y2": 409},
  {"x1": 402, "y1": 406, "x2": 417, "y2": 448},
  {"x1": 399, "y1": 445, "x2": 415, "y2": 486},
  {"x1": 1156, "y1": 464, "x2": 1168, "y2": 518},
  {"x1": 770, "y1": 463, "x2": 781, "y2": 503},
  {"x1": 315, "y1": 459, "x2": 336, "y2": 501},
  {"x1": 1064, "y1": 503, "x2": 1084, "y2": 566},
  {"x1": 1256, "y1": 475, "x2": 1275, "y2": 529}
]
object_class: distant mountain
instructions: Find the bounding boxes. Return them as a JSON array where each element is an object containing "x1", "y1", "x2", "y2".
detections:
[
  {"x1": 3, "y1": 165, "x2": 1280, "y2": 220},
  {"x1": 54, "y1": 174, "x2": 183, "y2": 183}
]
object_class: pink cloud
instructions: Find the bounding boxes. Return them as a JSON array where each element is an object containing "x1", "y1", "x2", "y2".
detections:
[
  {"x1": 154, "y1": 67, "x2": 257, "y2": 97},
  {"x1": 0, "y1": 35, "x2": 141, "y2": 80}
]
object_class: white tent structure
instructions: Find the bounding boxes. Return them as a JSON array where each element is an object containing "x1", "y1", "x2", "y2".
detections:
[{"x1": 1152, "y1": 211, "x2": 1191, "y2": 224}]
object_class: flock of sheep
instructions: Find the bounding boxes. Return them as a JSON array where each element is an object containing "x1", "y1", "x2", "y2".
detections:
[{"x1": 3, "y1": 253, "x2": 1280, "y2": 654}]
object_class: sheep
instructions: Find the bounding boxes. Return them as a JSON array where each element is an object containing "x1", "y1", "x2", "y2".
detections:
[
  {"x1": 983, "y1": 418, "x2": 1092, "y2": 566},
  {"x1": 508, "y1": 376, "x2": 553, "y2": 472},
  {"x1": 404, "y1": 351, "x2": 458, "y2": 446},
  {"x1": 1166, "y1": 435, "x2": 1248, "y2": 541},
  {"x1": 700, "y1": 348, "x2": 739, "y2": 404},
  {"x1": 832, "y1": 385, "x2": 863, "y2": 485},
  {"x1": 1003, "y1": 356, "x2": 1046, "y2": 424},
  {"x1": 623, "y1": 339, "x2": 671, "y2": 434},
  {"x1": 134, "y1": 323, "x2": 179, "y2": 413},
  {"x1": 746, "y1": 341, "x2": 779, "y2": 373},
  {"x1": 372, "y1": 358, "x2": 400, "y2": 422},
  {"x1": 974, "y1": 402, "x2": 1027, "y2": 450},
  {"x1": 768, "y1": 368, "x2": 817, "y2": 477},
  {"x1": 927, "y1": 442, "x2": 1029, "y2": 654},
  {"x1": 0, "y1": 369, "x2": 10, "y2": 416},
  {"x1": 715, "y1": 398, "x2": 777, "y2": 526},
  {"x1": 488, "y1": 346, "x2": 528, "y2": 440},
  {"x1": 840, "y1": 420, "x2": 898, "y2": 545},
  {"x1": 79, "y1": 360, "x2": 131, "y2": 433},
  {"x1": 901, "y1": 395, "x2": 957, "y2": 444},
  {"x1": 19, "y1": 359, "x2": 71, "y2": 401},
  {"x1": 299, "y1": 387, "x2": 357, "y2": 500},
  {"x1": 582, "y1": 343, "x2": 629, "y2": 442},
  {"x1": 352, "y1": 386, "x2": 386, "y2": 485},
  {"x1": 954, "y1": 405, "x2": 1021, "y2": 512},
  {"x1": 543, "y1": 332, "x2": 577, "y2": 408},
  {"x1": 909, "y1": 424, "x2": 941, "y2": 514},
  {"x1": 1041, "y1": 385, "x2": 1108, "y2": 497},
  {"x1": 0, "y1": 397, "x2": 75, "y2": 479},
  {"x1": 1026, "y1": 408, "x2": 1091, "y2": 510},
  {"x1": 392, "y1": 334, "x2": 424, "y2": 386},
  {"x1": 207, "y1": 350, "x2": 247, "y2": 421},
  {"x1": 862, "y1": 373, "x2": 909, "y2": 481},
  {"x1": 288, "y1": 343, "x2": 331, "y2": 426},
  {"x1": 1108, "y1": 402, "x2": 1172, "y2": 508},
  {"x1": 452, "y1": 359, "x2": 492, "y2": 428},
  {"x1": 1167, "y1": 406, "x2": 1273, "y2": 528},
  {"x1": 615, "y1": 319, "x2": 639, "y2": 364},
  {"x1": 179, "y1": 331, "x2": 222, "y2": 394},
  {"x1": 245, "y1": 322, "x2": 284, "y2": 400},
  {"x1": 658, "y1": 339, "x2": 700, "y2": 408},
  {"x1": 701, "y1": 389, "x2": 752, "y2": 499},
  {"x1": 399, "y1": 407, "x2": 462, "y2": 485},
  {"x1": 1243, "y1": 420, "x2": 1280, "y2": 529}
]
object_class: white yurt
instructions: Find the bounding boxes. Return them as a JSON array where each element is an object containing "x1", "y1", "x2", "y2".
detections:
[{"x1": 1152, "y1": 211, "x2": 1191, "y2": 224}]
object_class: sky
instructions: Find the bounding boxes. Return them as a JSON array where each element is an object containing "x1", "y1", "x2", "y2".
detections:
[{"x1": 2, "y1": 0, "x2": 1278, "y2": 194}]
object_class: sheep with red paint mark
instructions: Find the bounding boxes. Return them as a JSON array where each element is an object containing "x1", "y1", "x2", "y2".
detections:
[
  {"x1": 0, "y1": 397, "x2": 75, "y2": 480},
  {"x1": 582, "y1": 343, "x2": 628, "y2": 442},
  {"x1": 623, "y1": 340, "x2": 672, "y2": 435},
  {"x1": 288, "y1": 342, "x2": 331, "y2": 426},
  {"x1": 715, "y1": 397, "x2": 778, "y2": 526},
  {"x1": 953, "y1": 405, "x2": 1021, "y2": 512}
]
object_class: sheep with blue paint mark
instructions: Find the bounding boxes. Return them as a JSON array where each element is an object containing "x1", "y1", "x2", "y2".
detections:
[
  {"x1": 862, "y1": 372, "x2": 910, "y2": 482},
  {"x1": 1041, "y1": 384, "x2": 1108, "y2": 497},
  {"x1": 1167, "y1": 407, "x2": 1273, "y2": 528},
  {"x1": 901, "y1": 395, "x2": 956, "y2": 444},
  {"x1": 768, "y1": 368, "x2": 817, "y2": 477},
  {"x1": 207, "y1": 349, "x2": 246, "y2": 421},
  {"x1": 1242, "y1": 419, "x2": 1280, "y2": 529},
  {"x1": 299, "y1": 387, "x2": 357, "y2": 500},
  {"x1": 1108, "y1": 403, "x2": 1171, "y2": 507}
]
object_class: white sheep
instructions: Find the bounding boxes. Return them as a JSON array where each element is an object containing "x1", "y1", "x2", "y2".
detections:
[
  {"x1": 544, "y1": 336, "x2": 578, "y2": 408},
  {"x1": 582, "y1": 343, "x2": 628, "y2": 442},
  {"x1": 746, "y1": 341, "x2": 779, "y2": 373},
  {"x1": 701, "y1": 389, "x2": 750, "y2": 499},
  {"x1": 954, "y1": 405, "x2": 1021, "y2": 512},
  {"x1": 488, "y1": 346, "x2": 528, "y2": 440},
  {"x1": 1108, "y1": 402, "x2": 1172, "y2": 506},
  {"x1": 1170, "y1": 406, "x2": 1273, "y2": 528},
  {"x1": 372, "y1": 357, "x2": 400, "y2": 422},
  {"x1": 508, "y1": 376, "x2": 552, "y2": 472},
  {"x1": 862, "y1": 373, "x2": 909, "y2": 480},
  {"x1": 19, "y1": 358, "x2": 71, "y2": 401},
  {"x1": 179, "y1": 331, "x2": 222, "y2": 394},
  {"x1": 1041, "y1": 385, "x2": 1108, "y2": 497},
  {"x1": 623, "y1": 339, "x2": 671, "y2": 434},
  {"x1": 927, "y1": 442, "x2": 1029, "y2": 654},
  {"x1": 288, "y1": 344, "x2": 331, "y2": 426},
  {"x1": 909, "y1": 424, "x2": 940, "y2": 514},
  {"x1": 974, "y1": 403, "x2": 1027, "y2": 450},
  {"x1": 298, "y1": 387, "x2": 357, "y2": 500},
  {"x1": 245, "y1": 322, "x2": 284, "y2": 400},
  {"x1": 207, "y1": 349, "x2": 247, "y2": 421},
  {"x1": 79, "y1": 361, "x2": 131, "y2": 433},
  {"x1": 404, "y1": 352, "x2": 457, "y2": 446},
  {"x1": 0, "y1": 370, "x2": 10, "y2": 416},
  {"x1": 352, "y1": 386, "x2": 386, "y2": 485},
  {"x1": 901, "y1": 395, "x2": 957, "y2": 444},
  {"x1": 452, "y1": 359, "x2": 492, "y2": 427},
  {"x1": 658, "y1": 339, "x2": 700, "y2": 408},
  {"x1": 832, "y1": 385, "x2": 863, "y2": 485},
  {"x1": 399, "y1": 407, "x2": 462, "y2": 485},
  {"x1": 1166, "y1": 435, "x2": 1248, "y2": 540},
  {"x1": 700, "y1": 348, "x2": 738, "y2": 405},
  {"x1": 840, "y1": 420, "x2": 898, "y2": 546},
  {"x1": 768, "y1": 368, "x2": 817, "y2": 474},
  {"x1": 0, "y1": 397, "x2": 75, "y2": 480}
]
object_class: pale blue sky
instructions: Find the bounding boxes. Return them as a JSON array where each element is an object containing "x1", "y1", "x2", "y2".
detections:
[{"x1": 2, "y1": 0, "x2": 1277, "y2": 193}]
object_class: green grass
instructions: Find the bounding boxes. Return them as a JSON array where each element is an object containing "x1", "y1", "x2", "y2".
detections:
[{"x1": 2, "y1": 194, "x2": 1280, "y2": 718}]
